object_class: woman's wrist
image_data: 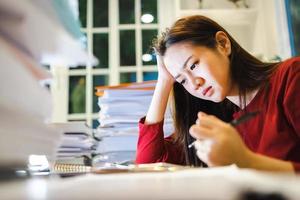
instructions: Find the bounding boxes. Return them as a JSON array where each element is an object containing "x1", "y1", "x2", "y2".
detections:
[
  {"x1": 237, "y1": 149, "x2": 255, "y2": 169},
  {"x1": 157, "y1": 76, "x2": 174, "y2": 89},
  {"x1": 237, "y1": 149, "x2": 294, "y2": 172},
  {"x1": 145, "y1": 77, "x2": 173, "y2": 125}
]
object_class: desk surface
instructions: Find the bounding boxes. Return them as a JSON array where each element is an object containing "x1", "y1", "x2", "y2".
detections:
[{"x1": 1, "y1": 166, "x2": 300, "y2": 200}]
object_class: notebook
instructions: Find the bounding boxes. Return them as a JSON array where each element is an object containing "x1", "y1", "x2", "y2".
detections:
[{"x1": 51, "y1": 162, "x2": 189, "y2": 175}]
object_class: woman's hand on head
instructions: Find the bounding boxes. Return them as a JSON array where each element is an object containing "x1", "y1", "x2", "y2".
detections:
[
  {"x1": 156, "y1": 54, "x2": 174, "y2": 84},
  {"x1": 189, "y1": 112, "x2": 252, "y2": 167}
]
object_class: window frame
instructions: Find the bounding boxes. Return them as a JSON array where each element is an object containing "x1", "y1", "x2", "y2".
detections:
[{"x1": 51, "y1": 0, "x2": 175, "y2": 127}]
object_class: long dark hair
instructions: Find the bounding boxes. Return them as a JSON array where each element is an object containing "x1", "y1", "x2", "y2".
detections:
[
  {"x1": 153, "y1": 15, "x2": 278, "y2": 166},
  {"x1": 172, "y1": 82, "x2": 236, "y2": 166}
]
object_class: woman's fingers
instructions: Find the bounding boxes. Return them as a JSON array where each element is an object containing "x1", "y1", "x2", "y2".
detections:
[
  {"x1": 196, "y1": 147, "x2": 209, "y2": 165},
  {"x1": 156, "y1": 54, "x2": 174, "y2": 82},
  {"x1": 194, "y1": 140, "x2": 212, "y2": 152},
  {"x1": 197, "y1": 111, "x2": 207, "y2": 118},
  {"x1": 196, "y1": 112, "x2": 225, "y2": 129},
  {"x1": 194, "y1": 140, "x2": 212, "y2": 165},
  {"x1": 189, "y1": 124, "x2": 215, "y2": 140}
]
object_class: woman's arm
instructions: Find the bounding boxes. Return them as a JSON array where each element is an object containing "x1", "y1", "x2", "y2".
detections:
[
  {"x1": 145, "y1": 55, "x2": 174, "y2": 124},
  {"x1": 136, "y1": 55, "x2": 186, "y2": 164},
  {"x1": 241, "y1": 151, "x2": 294, "y2": 172}
]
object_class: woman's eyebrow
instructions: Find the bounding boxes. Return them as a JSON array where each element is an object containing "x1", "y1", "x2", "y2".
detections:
[{"x1": 174, "y1": 55, "x2": 193, "y2": 79}]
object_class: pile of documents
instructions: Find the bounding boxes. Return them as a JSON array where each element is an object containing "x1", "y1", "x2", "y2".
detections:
[
  {"x1": 0, "y1": 31, "x2": 60, "y2": 169},
  {"x1": 0, "y1": 0, "x2": 97, "y2": 170},
  {"x1": 93, "y1": 81, "x2": 174, "y2": 166},
  {"x1": 49, "y1": 122, "x2": 97, "y2": 166}
]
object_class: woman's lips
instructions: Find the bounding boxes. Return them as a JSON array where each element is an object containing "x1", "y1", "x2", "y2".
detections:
[{"x1": 202, "y1": 86, "x2": 212, "y2": 96}]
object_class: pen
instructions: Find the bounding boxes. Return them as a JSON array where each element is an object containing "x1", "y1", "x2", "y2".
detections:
[{"x1": 188, "y1": 111, "x2": 260, "y2": 149}]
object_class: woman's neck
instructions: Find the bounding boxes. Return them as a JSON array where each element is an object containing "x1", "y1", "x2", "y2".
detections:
[{"x1": 226, "y1": 88, "x2": 259, "y2": 109}]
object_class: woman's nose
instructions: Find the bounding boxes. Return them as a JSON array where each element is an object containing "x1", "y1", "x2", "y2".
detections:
[
  {"x1": 192, "y1": 77, "x2": 204, "y2": 90},
  {"x1": 184, "y1": 71, "x2": 204, "y2": 90}
]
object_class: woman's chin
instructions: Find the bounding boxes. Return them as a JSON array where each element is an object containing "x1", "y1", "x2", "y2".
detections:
[
  {"x1": 209, "y1": 93, "x2": 225, "y2": 103},
  {"x1": 189, "y1": 90, "x2": 224, "y2": 102}
]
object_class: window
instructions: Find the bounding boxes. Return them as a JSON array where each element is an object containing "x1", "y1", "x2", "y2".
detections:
[{"x1": 51, "y1": 0, "x2": 170, "y2": 128}]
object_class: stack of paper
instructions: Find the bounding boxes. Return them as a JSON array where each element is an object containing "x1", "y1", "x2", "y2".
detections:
[
  {"x1": 0, "y1": 0, "x2": 98, "y2": 67},
  {"x1": 0, "y1": 37, "x2": 61, "y2": 168},
  {"x1": 0, "y1": 0, "x2": 97, "y2": 169},
  {"x1": 93, "y1": 81, "x2": 174, "y2": 166},
  {"x1": 49, "y1": 122, "x2": 97, "y2": 165}
]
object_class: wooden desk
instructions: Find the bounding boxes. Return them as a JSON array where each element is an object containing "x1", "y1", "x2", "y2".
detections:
[{"x1": 1, "y1": 166, "x2": 300, "y2": 199}]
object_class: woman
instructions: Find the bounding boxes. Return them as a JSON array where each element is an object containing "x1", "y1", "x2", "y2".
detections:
[{"x1": 136, "y1": 15, "x2": 300, "y2": 172}]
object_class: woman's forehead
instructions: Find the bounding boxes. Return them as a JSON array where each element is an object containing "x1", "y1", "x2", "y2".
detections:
[
  {"x1": 164, "y1": 42, "x2": 207, "y2": 66},
  {"x1": 164, "y1": 45, "x2": 190, "y2": 69},
  {"x1": 163, "y1": 44, "x2": 195, "y2": 77},
  {"x1": 165, "y1": 42, "x2": 193, "y2": 60}
]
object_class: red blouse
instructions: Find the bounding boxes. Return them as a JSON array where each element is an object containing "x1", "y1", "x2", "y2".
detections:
[{"x1": 136, "y1": 57, "x2": 300, "y2": 172}]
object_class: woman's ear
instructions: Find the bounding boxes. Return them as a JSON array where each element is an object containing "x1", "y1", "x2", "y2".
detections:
[{"x1": 215, "y1": 31, "x2": 231, "y2": 56}]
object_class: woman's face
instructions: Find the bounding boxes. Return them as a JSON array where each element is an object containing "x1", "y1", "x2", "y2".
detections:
[{"x1": 163, "y1": 39, "x2": 233, "y2": 102}]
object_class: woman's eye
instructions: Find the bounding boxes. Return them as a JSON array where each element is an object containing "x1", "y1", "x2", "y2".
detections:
[
  {"x1": 190, "y1": 63, "x2": 196, "y2": 70},
  {"x1": 180, "y1": 79, "x2": 186, "y2": 85}
]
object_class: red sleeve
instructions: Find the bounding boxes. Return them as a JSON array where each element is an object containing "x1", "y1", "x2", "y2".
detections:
[
  {"x1": 282, "y1": 58, "x2": 300, "y2": 172},
  {"x1": 135, "y1": 117, "x2": 185, "y2": 165}
]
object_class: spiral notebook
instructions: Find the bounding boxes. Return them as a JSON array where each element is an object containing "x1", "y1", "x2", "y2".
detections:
[
  {"x1": 52, "y1": 163, "x2": 91, "y2": 175},
  {"x1": 51, "y1": 162, "x2": 188, "y2": 176}
]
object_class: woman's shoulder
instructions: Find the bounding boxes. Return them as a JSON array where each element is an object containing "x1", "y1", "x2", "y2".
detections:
[
  {"x1": 277, "y1": 56, "x2": 300, "y2": 73},
  {"x1": 271, "y1": 56, "x2": 300, "y2": 82}
]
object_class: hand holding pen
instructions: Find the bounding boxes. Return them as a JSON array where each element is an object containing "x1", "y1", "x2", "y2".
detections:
[
  {"x1": 188, "y1": 111, "x2": 260, "y2": 167},
  {"x1": 188, "y1": 111, "x2": 260, "y2": 148}
]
